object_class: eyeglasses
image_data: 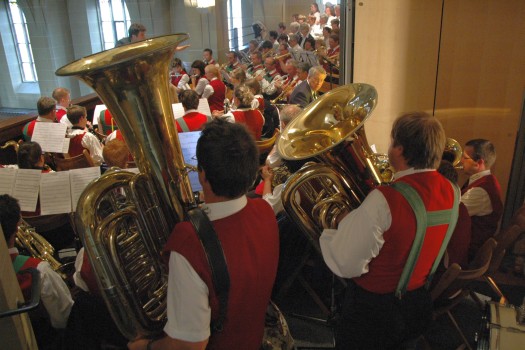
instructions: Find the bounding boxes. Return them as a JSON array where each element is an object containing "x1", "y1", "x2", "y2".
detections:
[{"x1": 461, "y1": 153, "x2": 477, "y2": 161}]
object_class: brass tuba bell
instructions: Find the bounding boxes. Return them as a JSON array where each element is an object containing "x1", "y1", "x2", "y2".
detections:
[
  {"x1": 277, "y1": 84, "x2": 385, "y2": 252},
  {"x1": 56, "y1": 34, "x2": 195, "y2": 339}
]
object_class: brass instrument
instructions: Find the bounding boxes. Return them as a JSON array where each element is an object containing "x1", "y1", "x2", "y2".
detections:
[
  {"x1": 55, "y1": 34, "x2": 196, "y2": 339},
  {"x1": 443, "y1": 137, "x2": 463, "y2": 168},
  {"x1": 278, "y1": 84, "x2": 385, "y2": 251},
  {"x1": 274, "y1": 52, "x2": 291, "y2": 60},
  {"x1": 270, "y1": 77, "x2": 298, "y2": 104},
  {"x1": 15, "y1": 219, "x2": 67, "y2": 280}
]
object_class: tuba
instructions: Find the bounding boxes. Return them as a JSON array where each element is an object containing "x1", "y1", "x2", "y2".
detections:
[
  {"x1": 277, "y1": 84, "x2": 385, "y2": 252},
  {"x1": 55, "y1": 34, "x2": 196, "y2": 339}
]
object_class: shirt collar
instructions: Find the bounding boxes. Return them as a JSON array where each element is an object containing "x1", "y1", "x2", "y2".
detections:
[
  {"x1": 393, "y1": 167, "x2": 435, "y2": 180},
  {"x1": 183, "y1": 109, "x2": 199, "y2": 115},
  {"x1": 57, "y1": 105, "x2": 67, "y2": 111},
  {"x1": 9, "y1": 247, "x2": 19, "y2": 255},
  {"x1": 469, "y1": 169, "x2": 491, "y2": 184},
  {"x1": 36, "y1": 116, "x2": 54, "y2": 122},
  {"x1": 201, "y1": 195, "x2": 247, "y2": 221}
]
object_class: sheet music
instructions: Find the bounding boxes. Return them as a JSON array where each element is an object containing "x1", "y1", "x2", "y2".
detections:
[
  {"x1": 69, "y1": 167, "x2": 101, "y2": 211},
  {"x1": 178, "y1": 131, "x2": 201, "y2": 192},
  {"x1": 0, "y1": 168, "x2": 17, "y2": 195},
  {"x1": 172, "y1": 99, "x2": 212, "y2": 119},
  {"x1": 62, "y1": 137, "x2": 70, "y2": 154},
  {"x1": 13, "y1": 169, "x2": 41, "y2": 212},
  {"x1": 40, "y1": 171, "x2": 72, "y2": 215},
  {"x1": 93, "y1": 104, "x2": 107, "y2": 126},
  {"x1": 31, "y1": 122, "x2": 68, "y2": 153}
]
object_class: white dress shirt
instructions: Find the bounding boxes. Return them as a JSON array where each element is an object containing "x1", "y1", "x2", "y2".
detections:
[{"x1": 461, "y1": 169, "x2": 494, "y2": 216}]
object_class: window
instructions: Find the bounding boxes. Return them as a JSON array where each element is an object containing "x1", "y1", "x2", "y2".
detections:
[
  {"x1": 226, "y1": 0, "x2": 243, "y2": 50},
  {"x1": 98, "y1": 0, "x2": 131, "y2": 50},
  {"x1": 7, "y1": 0, "x2": 37, "y2": 82}
]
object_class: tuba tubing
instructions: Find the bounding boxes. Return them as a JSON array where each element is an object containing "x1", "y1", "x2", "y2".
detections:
[{"x1": 56, "y1": 34, "x2": 195, "y2": 339}]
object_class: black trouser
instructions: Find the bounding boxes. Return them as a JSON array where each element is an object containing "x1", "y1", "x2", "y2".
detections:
[{"x1": 336, "y1": 280, "x2": 432, "y2": 350}]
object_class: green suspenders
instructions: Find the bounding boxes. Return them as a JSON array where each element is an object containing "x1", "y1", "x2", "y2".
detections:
[
  {"x1": 13, "y1": 255, "x2": 30, "y2": 274},
  {"x1": 391, "y1": 181, "x2": 460, "y2": 298},
  {"x1": 177, "y1": 117, "x2": 190, "y2": 132}
]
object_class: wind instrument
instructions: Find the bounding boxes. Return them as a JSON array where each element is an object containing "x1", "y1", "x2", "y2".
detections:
[
  {"x1": 270, "y1": 77, "x2": 298, "y2": 104},
  {"x1": 55, "y1": 34, "x2": 196, "y2": 339},
  {"x1": 274, "y1": 52, "x2": 291, "y2": 60}
]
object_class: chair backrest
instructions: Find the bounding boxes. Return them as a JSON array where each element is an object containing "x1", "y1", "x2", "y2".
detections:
[
  {"x1": 490, "y1": 224, "x2": 523, "y2": 274},
  {"x1": 55, "y1": 149, "x2": 95, "y2": 171},
  {"x1": 256, "y1": 128, "x2": 280, "y2": 164},
  {"x1": 433, "y1": 238, "x2": 496, "y2": 302},
  {"x1": 510, "y1": 202, "x2": 525, "y2": 230}
]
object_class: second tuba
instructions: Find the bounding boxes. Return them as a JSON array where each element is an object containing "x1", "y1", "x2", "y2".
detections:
[
  {"x1": 277, "y1": 84, "x2": 385, "y2": 252},
  {"x1": 55, "y1": 34, "x2": 195, "y2": 339}
]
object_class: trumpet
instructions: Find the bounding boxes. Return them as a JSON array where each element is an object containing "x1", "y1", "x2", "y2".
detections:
[
  {"x1": 274, "y1": 52, "x2": 291, "y2": 61},
  {"x1": 270, "y1": 78, "x2": 298, "y2": 104}
]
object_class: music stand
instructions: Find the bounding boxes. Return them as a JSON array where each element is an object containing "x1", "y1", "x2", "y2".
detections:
[{"x1": 300, "y1": 51, "x2": 320, "y2": 67}]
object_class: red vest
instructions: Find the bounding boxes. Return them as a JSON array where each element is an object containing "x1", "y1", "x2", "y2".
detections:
[
  {"x1": 22, "y1": 120, "x2": 38, "y2": 141},
  {"x1": 208, "y1": 79, "x2": 226, "y2": 112},
  {"x1": 232, "y1": 109, "x2": 264, "y2": 140},
  {"x1": 461, "y1": 174, "x2": 503, "y2": 251},
  {"x1": 69, "y1": 132, "x2": 88, "y2": 157},
  {"x1": 354, "y1": 172, "x2": 455, "y2": 294},
  {"x1": 163, "y1": 199, "x2": 279, "y2": 350},
  {"x1": 10, "y1": 253, "x2": 42, "y2": 301},
  {"x1": 255, "y1": 96, "x2": 265, "y2": 112},
  {"x1": 56, "y1": 109, "x2": 67, "y2": 122},
  {"x1": 80, "y1": 250, "x2": 100, "y2": 295},
  {"x1": 446, "y1": 203, "x2": 472, "y2": 268},
  {"x1": 171, "y1": 70, "x2": 188, "y2": 86},
  {"x1": 176, "y1": 112, "x2": 210, "y2": 132}
]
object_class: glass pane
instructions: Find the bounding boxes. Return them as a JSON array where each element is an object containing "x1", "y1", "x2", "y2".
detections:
[
  {"x1": 105, "y1": 41, "x2": 115, "y2": 50},
  {"x1": 116, "y1": 22, "x2": 127, "y2": 39},
  {"x1": 14, "y1": 23, "x2": 27, "y2": 44},
  {"x1": 124, "y1": 6, "x2": 130, "y2": 23},
  {"x1": 32, "y1": 64, "x2": 38, "y2": 81},
  {"x1": 99, "y1": 0, "x2": 111, "y2": 21},
  {"x1": 102, "y1": 22, "x2": 115, "y2": 42},
  {"x1": 112, "y1": 1, "x2": 124, "y2": 21},
  {"x1": 18, "y1": 44, "x2": 30, "y2": 62},
  {"x1": 22, "y1": 63, "x2": 33, "y2": 81},
  {"x1": 9, "y1": 3, "x2": 22, "y2": 23}
]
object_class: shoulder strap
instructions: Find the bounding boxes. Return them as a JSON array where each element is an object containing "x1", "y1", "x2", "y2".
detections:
[
  {"x1": 177, "y1": 117, "x2": 190, "y2": 132},
  {"x1": 187, "y1": 208, "x2": 230, "y2": 333},
  {"x1": 391, "y1": 181, "x2": 459, "y2": 298},
  {"x1": 13, "y1": 255, "x2": 30, "y2": 274}
]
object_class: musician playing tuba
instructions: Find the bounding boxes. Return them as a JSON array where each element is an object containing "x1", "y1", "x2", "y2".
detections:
[
  {"x1": 128, "y1": 119, "x2": 279, "y2": 350},
  {"x1": 319, "y1": 112, "x2": 460, "y2": 349}
]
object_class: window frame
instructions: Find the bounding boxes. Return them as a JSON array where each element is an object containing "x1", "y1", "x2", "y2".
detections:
[{"x1": 98, "y1": 0, "x2": 132, "y2": 50}]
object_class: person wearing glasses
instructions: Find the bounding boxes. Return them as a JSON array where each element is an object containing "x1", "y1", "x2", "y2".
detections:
[{"x1": 460, "y1": 139, "x2": 503, "y2": 259}]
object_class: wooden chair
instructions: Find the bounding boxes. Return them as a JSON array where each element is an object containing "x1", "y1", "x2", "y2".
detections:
[
  {"x1": 55, "y1": 149, "x2": 95, "y2": 171},
  {"x1": 431, "y1": 238, "x2": 497, "y2": 350}
]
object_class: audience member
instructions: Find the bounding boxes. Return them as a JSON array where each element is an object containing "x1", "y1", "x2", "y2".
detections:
[
  {"x1": 460, "y1": 138, "x2": 503, "y2": 259},
  {"x1": 298, "y1": 22, "x2": 314, "y2": 48},
  {"x1": 176, "y1": 90, "x2": 211, "y2": 132},
  {"x1": 310, "y1": 2, "x2": 321, "y2": 24},
  {"x1": 0, "y1": 194, "x2": 73, "y2": 347},
  {"x1": 66, "y1": 105, "x2": 104, "y2": 165},
  {"x1": 115, "y1": 23, "x2": 146, "y2": 47},
  {"x1": 320, "y1": 112, "x2": 458, "y2": 348},
  {"x1": 289, "y1": 65, "x2": 326, "y2": 108},
  {"x1": 128, "y1": 119, "x2": 279, "y2": 350},
  {"x1": 22, "y1": 96, "x2": 57, "y2": 141}
]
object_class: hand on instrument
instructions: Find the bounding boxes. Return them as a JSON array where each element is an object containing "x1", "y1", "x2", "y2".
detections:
[
  {"x1": 261, "y1": 165, "x2": 274, "y2": 182},
  {"x1": 212, "y1": 110, "x2": 224, "y2": 118}
]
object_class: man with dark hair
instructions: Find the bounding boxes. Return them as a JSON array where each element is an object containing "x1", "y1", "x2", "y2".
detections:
[
  {"x1": 128, "y1": 119, "x2": 279, "y2": 350},
  {"x1": 22, "y1": 96, "x2": 57, "y2": 141},
  {"x1": 175, "y1": 90, "x2": 211, "y2": 132},
  {"x1": 460, "y1": 138, "x2": 503, "y2": 258},
  {"x1": 202, "y1": 48, "x2": 218, "y2": 67},
  {"x1": 66, "y1": 105, "x2": 104, "y2": 165},
  {"x1": 320, "y1": 112, "x2": 459, "y2": 348},
  {"x1": 0, "y1": 194, "x2": 73, "y2": 344},
  {"x1": 269, "y1": 30, "x2": 279, "y2": 50},
  {"x1": 115, "y1": 23, "x2": 146, "y2": 47}
]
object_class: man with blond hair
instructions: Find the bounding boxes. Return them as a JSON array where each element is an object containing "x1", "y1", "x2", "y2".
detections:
[{"x1": 202, "y1": 64, "x2": 226, "y2": 113}]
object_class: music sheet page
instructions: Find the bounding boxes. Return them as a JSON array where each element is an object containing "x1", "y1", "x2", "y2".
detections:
[
  {"x1": 69, "y1": 167, "x2": 101, "y2": 211},
  {"x1": 39, "y1": 171, "x2": 71, "y2": 215},
  {"x1": 172, "y1": 103, "x2": 185, "y2": 119},
  {"x1": 178, "y1": 131, "x2": 201, "y2": 192},
  {"x1": 0, "y1": 168, "x2": 17, "y2": 196},
  {"x1": 197, "y1": 98, "x2": 212, "y2": 117},
  {"x1": 13, "y1": 169, "x2": 41, "y2": 212},
  {"x1": 31, "y1": 122, "x2": 68, "y2": 153}
]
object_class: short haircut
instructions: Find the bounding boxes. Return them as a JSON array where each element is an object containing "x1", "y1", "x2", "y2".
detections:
[
  {"x1": 180, "y1": 90, "x2": 200, "y2": 110},
  {"x1": 280, "y1": 105, "x2": 302, "y2": 126},
  {"x1": 323, "y1": 26, "x2": 332, "y2": 34},
  {"x1": 245, "y1": 79, "x2": 262, "y2": 95},
  {"x1": 305, "y1": 37, "x2": 316, "y2": 48},
  {"x1": 289, "y1": 22, "x2": 300, "y2": 32},
  {"x1": 37, "y1": 96, "x2": 56, "y2": 116},
  {"x1": 226, "y1": 51, "x2": 238, "y2": 59},
  {"x1": 0, "y1": 194, "x2": 21, "y2": 242},
  {"x1": 172, "y1": 57, "x2": 183, "y2": 68},
  {"x1": 103, "y1": 139, "x2": 130, "y2": 169},
  {"x1": 437, "y1": 160, "x2": 458, "y2": 183},
  {"x1": 203, "y1": 48, "x2": 212, "y2": 55},
  {"x1": 297, "y1": 62, "x2": 312, "y2": 73},
  {"x1": 128, "y1": 23, "x2": 146, "y2": 38},
  {"x1": 299, "y1": 22, "x2": 310, "y2": 32},
  {"x1": 234, "y1": 84, "x2": 254, "y2": 108},
  {"x1": 250, "y1": 51, "x2": 262, "y2": 61},
  {"x1": 205, "y1": 64, "x2": 219, "y2": 77},
  {"x1": 391, "y1": 112, "x2": 446, "y2": 169},
  {"x1": 18, "y1": 141, "x2": 42, "y2": 169},
  {"x1": 67, "y1": 105, "x2": 87, "y2": 125},
  {"x1": 191, "y1": 60, "x2": 206, "y2": 75},
  {"x1": 320, "y1": 14, "x2": 329, "y2": 22},
  {"x1": 269, "y1": 30, "x2": 278, "y2": 40},
  {"x1": 278, "y1": 22, "x2": 286, "y2": 30},
  {"x1": 278, "y1": 34, "x2": 289, "y2": 43},
  {"x1": 289, "y1": 34, "x2": 300, "y2": 43},
  {"x1": 465, "y1": 139, "x2": 497, "y2": 168},
  {"x1": 196, "y1": 119, "x2": 259, "y2": 198},
  {"x1": 331, "y1": 18, "x2": 340, "y2": 26},
  {"x1": 308, "y1": 65, "x2": 327, "y2": 77},
  {"x1": 261, "y1": 41, "x2": 273, "y2": 50},
  {"x1": 329, "y1": 33, "x2": 340, "y2": 43},
  {"x1": 52, "y1": 87, "x2": 70, "y2": 102}
]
